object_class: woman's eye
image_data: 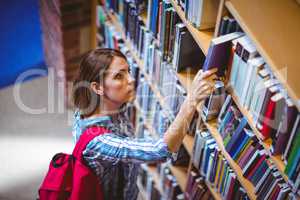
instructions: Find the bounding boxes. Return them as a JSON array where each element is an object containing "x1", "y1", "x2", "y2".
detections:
[{"x1": 115, "y1": 73, "x2": 123, "y2": 79}]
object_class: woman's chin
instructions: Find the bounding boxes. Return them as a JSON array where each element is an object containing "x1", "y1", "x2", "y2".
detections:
[{"x1": 127, "y1": 92, "x2": 136, "y2": 102}]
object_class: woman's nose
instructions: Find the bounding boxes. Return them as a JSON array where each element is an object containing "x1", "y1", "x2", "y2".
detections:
[{"x1": 128, "y1": 74, "x2": 135, "y2": 84}]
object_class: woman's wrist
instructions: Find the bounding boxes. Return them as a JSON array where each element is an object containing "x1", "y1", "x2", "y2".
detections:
[{"x1": 185, "y1": 94, "x2": 198, "y2": 111}]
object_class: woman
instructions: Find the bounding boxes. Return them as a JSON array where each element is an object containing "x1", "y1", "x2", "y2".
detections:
[{"x1": 72, "y1": 48, "x2": 217, "y2": 200}]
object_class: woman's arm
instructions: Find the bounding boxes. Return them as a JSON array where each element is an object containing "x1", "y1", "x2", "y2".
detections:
[
  {"x1": 83, "y1": 134, "x2": 172, "y2": 164},
  {"x1": 163, "y1": 68, "x2": 217, "y2": 152}
]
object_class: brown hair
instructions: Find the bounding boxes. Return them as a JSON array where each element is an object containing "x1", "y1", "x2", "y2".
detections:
[{"x1": 72, "y1": 48, "x2": 127, "y2": 116}]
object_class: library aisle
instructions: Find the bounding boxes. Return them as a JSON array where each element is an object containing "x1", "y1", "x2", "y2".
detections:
[{"x1": 0, "y1": 76, "x2": 73, "y2": 200}]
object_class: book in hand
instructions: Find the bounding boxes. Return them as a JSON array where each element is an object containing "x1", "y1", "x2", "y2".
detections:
[
  {"x1": 201, "y1": 81, "x2": 226, "y2": 121},
  {"x1": 203, "y1": 32, "x2": 244, "y2": 77}
]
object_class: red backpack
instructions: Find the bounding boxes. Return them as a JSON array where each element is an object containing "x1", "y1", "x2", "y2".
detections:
[{"x1": 38, "y1": 126, "x2": 110, "y2": 200}]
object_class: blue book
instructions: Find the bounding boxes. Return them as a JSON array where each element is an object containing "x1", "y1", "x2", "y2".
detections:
[
  {"x1": 150, "y1": 0, "x2": 159, "y2": 34},
  {"x1": 218, "y1": 108, "x2": 233, "y2": 134},
  {"x1": 250, "y1": 160, "x2": 268, "y2": 185},
  {"x1": 225, "y1": 117, "x2": 248, "y2": 152},
  {"x1": 231, "y1": 129, "x2": 253, "y2": 160},
  {"x1": 203, "y1": 143, "x2": 217, "y2": 176},
  {"x1": 288, "y1": 149, "x2": 300, "y2": 179}
]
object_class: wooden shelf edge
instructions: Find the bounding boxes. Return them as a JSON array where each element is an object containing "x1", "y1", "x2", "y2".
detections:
[
  {"x1": 169, "y1": 0, "x2": 214, "y2": 55},
  {"x1": 204, "y1": 121, "x2": 257, "y2": 200},
  {"x1": 183, "y1": 134, "x2": 194, "y2": 156},
  {"x1": 205, "y1": 181, "x2": 223, "y2": 200},
  {"x1": 169, "y1": 165, "x2": 188, "y2": 191},
  {"x1": 228, "y1": 87, "x2": 288, "y2": 182}
]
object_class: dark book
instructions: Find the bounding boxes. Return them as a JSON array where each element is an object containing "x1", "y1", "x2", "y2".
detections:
[
  {"x1": 218, "y1": 16, "x2": 229, "y2": 36},
  {"x1": 173, "y1": 24, "x2": 205, "y2": 72},
  {"x1": 272, "y1": 99, "x2": 298, "y2": 155},
  {"x1": 203, "y1": 32, "x2": 244, "y2": 76}
]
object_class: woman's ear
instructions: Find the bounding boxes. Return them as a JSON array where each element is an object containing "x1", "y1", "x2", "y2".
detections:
[{"x1": 90, "y1": 82, "x2": 104, "y2": 96}]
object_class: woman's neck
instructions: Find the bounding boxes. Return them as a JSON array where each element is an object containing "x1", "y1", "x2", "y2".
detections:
[{"x1": 89, "y1": 99, "x2": 122, "y2": 119}]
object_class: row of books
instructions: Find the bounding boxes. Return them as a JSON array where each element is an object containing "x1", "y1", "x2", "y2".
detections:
[
  {"x1": 217, "y1": 94, "x2": 299, "y2": 197},
  {"x1": 150, "y1": 0, "x2": 219, "y2": 32},
  {"x1": 202, "y1": 29, "x2": 300, "y2": 196},
  {"x1": 139, "y1": 163, "x2": 187, "y2": 200},
  {"x1": 185, "y1": 168, "x2": 214, "y2": 200},
  {"x1": 160, "y1": 164, "x2": 185, "y2": 200},
  {"x1": 217, "y1": 16, "x2": 242, "y2": 37},
  {"x1": 228, "y1": 35, "x2": 299, "y2": 158},
  {"x1": 202, "y1": 24, "x2": 300, "y2": 160},
  {"x1": 192, "y1": 130, "x2": 250, "y2": 200}
]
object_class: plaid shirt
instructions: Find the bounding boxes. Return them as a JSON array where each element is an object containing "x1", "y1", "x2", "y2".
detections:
[{"x1": 72, "y1": 108, "x2": 172, "y2": 200}]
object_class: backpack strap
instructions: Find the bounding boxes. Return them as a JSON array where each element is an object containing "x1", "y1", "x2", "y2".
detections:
[{"x1": 72, "y1": 126, "x2": 111, "y2": 161}]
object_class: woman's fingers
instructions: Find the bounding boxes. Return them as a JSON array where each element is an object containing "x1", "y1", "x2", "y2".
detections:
[{"x1": 199, "y1": 68, "x2": 218, "y2": 80}]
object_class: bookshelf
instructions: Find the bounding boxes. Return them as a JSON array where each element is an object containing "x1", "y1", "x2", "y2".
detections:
[
  {"x1": 97, "y1": 0, "x2": 300, "y2": 199},
  {"x1": 169, "y1": 0, "x2": 214, "y2": 55},
  {"x1": 205, "y1": 121, "x2": 257, "y2": 200},
  {"x1": 225, "y1": 0, "x2": 300, "y2": 111},
  {"x1": 229, "y1": 87, "x2": 289, "y2": 182}
]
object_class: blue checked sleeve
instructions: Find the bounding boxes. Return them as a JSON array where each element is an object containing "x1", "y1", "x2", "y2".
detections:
[{"x1": 83, "y1": 134, "x2": 173, "y2": 165}]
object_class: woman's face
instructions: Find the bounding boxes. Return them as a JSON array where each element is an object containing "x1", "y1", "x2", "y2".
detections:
[{"x1": 102, "y1": 56, "x2": 135, "y2": 106}]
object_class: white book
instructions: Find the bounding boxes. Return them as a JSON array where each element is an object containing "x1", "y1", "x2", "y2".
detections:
[
  {"x1": 229, "y1": 36, "x2": 251, "y2": 90},
  {"x1": 235, "y1": 42, "x2": 258, "y2": 102},
  {"x1": 218, "y1": 94, "x2": 232, "y2": 124},
  {"x1": 243, "y1": 57, "x2": 265, "y2": 109},
  {"x1": 249, "y1": 67, "x2": 269, "y2": 122}
]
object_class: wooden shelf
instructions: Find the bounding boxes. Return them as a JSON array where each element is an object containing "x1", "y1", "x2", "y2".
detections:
[
  {"x1": 226, "y1": 0, "x2": 300, "y2": 111},
  {"x1": 169, "y1": 0, "x2": 214, "y2": 55},
  {"x1": 183, "y1": 134, "x2": 194, "y2": 156},
  {"x1": 228, "y1": 87, "x2": 289, "y2": 182},
  {"x1": 169, "y1": 165, "x2": 188, "y2": 191},
  {"x1": 141, "y1": 11, "x2": 147, "y2": 25},
  {"x1": 147, "y1": 165, "x2": 163, "y2": 194},
  {"x1": 204, "y1": 120, "x2": 257, "y2": 200},
  {"x1": 205, "y1": 181, "x2": 222, "y2": 200}
]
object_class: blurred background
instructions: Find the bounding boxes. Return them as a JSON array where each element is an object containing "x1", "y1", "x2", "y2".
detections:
[{"x1": 0, "y1": 0, "x2": 97, "y2": 199}]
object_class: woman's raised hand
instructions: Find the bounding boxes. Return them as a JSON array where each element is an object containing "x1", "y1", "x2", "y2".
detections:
[{"x1": 187, "y1": 68, "x2": 218, "y2": 108}]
